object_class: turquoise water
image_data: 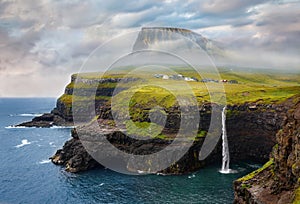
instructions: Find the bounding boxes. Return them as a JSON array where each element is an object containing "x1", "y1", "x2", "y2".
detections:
[{"x1": 0, "y1": 98, "x2": 261, "y2": 204}]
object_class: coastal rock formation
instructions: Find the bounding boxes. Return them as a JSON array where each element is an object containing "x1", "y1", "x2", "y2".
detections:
[
  {"x1": 51, "y1": 130, "x2": 101, "y2": 173},
  {"x1": 234, "y1": 96, "x2": 300, "y2": 204},
  {"x1": 50, "y1": 101, "x2": 288, "y2": 174},
  {"x1": 51, "y1": 124, "x2": 208, "y2": 174},
  {"x1": 17, "y1": 112, "x2": 72, "y2": 127}
]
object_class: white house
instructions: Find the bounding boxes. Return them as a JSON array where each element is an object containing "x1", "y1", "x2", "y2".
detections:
[
  {"x1": 162, "y1": 75, "x2": 169, "y2": 80},
  {"x1": 184, "y1": 77, "x2": 196, "y2": 81}
]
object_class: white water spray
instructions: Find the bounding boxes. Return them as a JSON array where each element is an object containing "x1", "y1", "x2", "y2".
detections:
[{"x1": 219, "y1": 106, "x2": 236, "y2": 174}]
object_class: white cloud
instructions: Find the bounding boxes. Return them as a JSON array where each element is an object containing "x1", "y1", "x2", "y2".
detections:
[{"x1": 0, "y1": 0, "x2": 299, "y2": 97}]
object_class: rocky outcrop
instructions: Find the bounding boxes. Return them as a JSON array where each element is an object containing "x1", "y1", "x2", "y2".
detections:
[
  {"x1": 17, "y1": 112, "x2": 72, "y2": 127},
  {"x1": 51, "y1": 131, "x2": 101, "y2": 173},
  {"x1": 234, "y1": 95, "x2": 300, "y2": 204},
  {"x1": 16, "y1": 75, "x2": 139, "y2": 128},
  {"x1": 51, "y1": 121, "x2": 213, "y2": 174}
]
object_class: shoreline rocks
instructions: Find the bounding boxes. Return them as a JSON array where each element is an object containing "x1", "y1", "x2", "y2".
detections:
[{"x1": 16, "y1": 111, "x2": 73, "y2": 128}]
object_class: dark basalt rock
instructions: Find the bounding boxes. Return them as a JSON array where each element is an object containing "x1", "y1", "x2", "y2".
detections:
[
  {"x1": 51, "y1": 124, "x2": 211, "y2": 174},
  {"x1": 50, "y1": 100, "x2": 289, "y2": 175},
  {"x1": 16, "y1": 112, "x2": 73, "y2": 128},
  {"x1": 234, "y1": 95, "x2": 300, "y2": 204},
  {"x1": 51, "y1": 138, "x2": 102, "y2": 172}
]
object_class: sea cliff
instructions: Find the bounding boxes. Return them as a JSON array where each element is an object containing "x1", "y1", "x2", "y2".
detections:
[
  {"x1": 20, "y1": 74, "x2": 298, "y2": 177},
  {"x1": 234, "y1": 96, "x2": 300, "y2": 204},
  {"x1": 38, "y1": 73, "x2": 293, "y2": 174}
]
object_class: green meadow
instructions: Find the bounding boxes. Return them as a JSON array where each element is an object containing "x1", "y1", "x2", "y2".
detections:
[{"x1": 63, "y1": 67, "x2": 300, "y2": 107}]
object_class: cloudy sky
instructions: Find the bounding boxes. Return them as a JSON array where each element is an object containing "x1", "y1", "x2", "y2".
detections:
[{"x1": 0, "y1": 0, "x2": 299, "y2": 97}]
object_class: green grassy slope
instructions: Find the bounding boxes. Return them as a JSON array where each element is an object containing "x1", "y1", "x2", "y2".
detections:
[{"x1": 59, "y1": 67, "x2": 300, "y2": 109}]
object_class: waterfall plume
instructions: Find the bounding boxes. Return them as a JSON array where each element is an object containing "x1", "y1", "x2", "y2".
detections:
[{"x1": 219, "y1": 106, "x2": 236, "y2": 174}]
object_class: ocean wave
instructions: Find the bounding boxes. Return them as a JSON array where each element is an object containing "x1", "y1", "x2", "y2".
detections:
[
  {"x1": 49, "y1": 142, "x2": 56, "y2": 147},
  {"x1": 137, "y1": 170, "x2": 146, "y2": 174},
  {"x1": 39, "y1": 159, "x2": 51, "y2": 164},
  {"x1": 5, "y1": 125, "x2": 35, "y2": 129},
  {"x1": 5, "y1": 125, "x2": 74, "y2": 129},
  {"x1": 15, "y1": 139, "x2": 31, "y2": 148},
  {"x1": 10, "y1": 113, "x2": 43, "y2": 117},
  {"x1": 156, "y1": 172, "x2": 167, "y2": 176},
  {"x1": 50, "y1": 125, "x2": 75, "y2": 129}
]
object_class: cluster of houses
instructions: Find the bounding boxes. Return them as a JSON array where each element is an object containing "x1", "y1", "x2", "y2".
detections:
[
  {"x1": 154, "y1": 74, "x2": 198, "y2": 82},
  {"x1": 153, "y1": 74, "x2": 238, "y2": 84},
  {"x1": 201, "y1": 78, "x2": 238, "y2": 84}
]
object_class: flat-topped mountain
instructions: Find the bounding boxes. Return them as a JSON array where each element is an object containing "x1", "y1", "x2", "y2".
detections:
[{"x1": 133, "y1": 27, "x2": 224, "y2": 57}]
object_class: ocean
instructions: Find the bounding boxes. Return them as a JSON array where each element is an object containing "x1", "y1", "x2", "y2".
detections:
[{"x1": 0, "y1": 98, "x2": 261, "y2": 204}]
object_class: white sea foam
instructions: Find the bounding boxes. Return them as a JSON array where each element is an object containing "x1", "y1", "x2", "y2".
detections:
[
  {"x1": 19, "y1": 113, "x2": 43, "y2": 117},
  {"x1": 50, "y1": 126, "x2": 75, "y2": 129},
  {"x1": 5, "y1": 125, "x2": 35, "y2": 129},
  {"x1": 9, "y1": 113, "x2": 43, "y2": 117},
  {"x1": 39, "y1": 159, "x2": 51, "y2": 164},
  {"x1": 15, "y1": 139, "x2": 31, "y2": 148},
  {"x1": 5, "y1": 125, "x2": 74, "y2": 129},
  {"x1": 219, "y1": 169, "x2": 238, "y2": 174},
  {"x1": 49, "y1": 142, "x2": 56, "y2": 147},
  {"x1": 188, "y1": 174, "x2": 196, "y2": 179}
]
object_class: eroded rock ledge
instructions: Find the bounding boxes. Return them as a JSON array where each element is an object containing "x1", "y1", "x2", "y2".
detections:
[{"x1": 234, "y1": 95, "x2": 300, "y2": 204}]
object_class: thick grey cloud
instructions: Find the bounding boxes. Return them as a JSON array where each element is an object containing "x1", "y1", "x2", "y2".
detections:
[
  {"x1": 0, "y1": 0, "x2": 299, "y2": 97},
  {"x1": 199, "y1": 0, "x2": 268, "y2": 14}
]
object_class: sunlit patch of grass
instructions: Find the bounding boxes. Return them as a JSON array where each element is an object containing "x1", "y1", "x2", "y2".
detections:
[
  {"x1": 66, "y1": 81, "x2": 118, "y2": 89},
  {"x1": 294, "y1": 186, "x2": 300, "y2": 204},
  {"x1": 58, "y1": 94, "x2": 111, "y2": 107},
  {"x1": 237, "y1": 159, "x2": 274, "y2": 182},
  {"x1": 125, "y1": 121, "x2": 164, "y2": 138}
]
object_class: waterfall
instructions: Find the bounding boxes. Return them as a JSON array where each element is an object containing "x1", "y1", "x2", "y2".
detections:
[{"x1": 219, "y1": 106, "x2": 236, "y2": 174}]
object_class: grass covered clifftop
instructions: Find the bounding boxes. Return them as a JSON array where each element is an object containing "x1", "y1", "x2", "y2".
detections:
[{"x1": 57, "y1": 67, "x2": 300, "y2": 112}]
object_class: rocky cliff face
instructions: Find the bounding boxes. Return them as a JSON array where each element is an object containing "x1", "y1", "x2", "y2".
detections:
[
  {"x1": 234, "y1": 96, "x2": 300, "y2": 204},
  {"x1": 50, "y1": 100, "x2": 289, "y2": 174}
]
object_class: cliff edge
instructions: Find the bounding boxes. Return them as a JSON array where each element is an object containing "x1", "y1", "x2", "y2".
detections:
[{"x1": 234, "y1": 96, "x2": 300, "y2": 204}]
